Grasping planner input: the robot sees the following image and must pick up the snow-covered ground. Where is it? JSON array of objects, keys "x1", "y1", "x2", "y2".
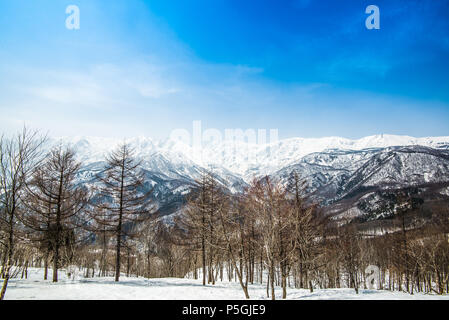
[{"x1": 3, "y1": 268, "x2": 448, "y2": 300}]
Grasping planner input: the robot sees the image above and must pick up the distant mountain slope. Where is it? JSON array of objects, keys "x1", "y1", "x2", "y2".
[
  {"x1": 272, "y1": 145, "x2": 449, "y2": 224},
  {"x1": 46, "y1": 135, "x2": 449, "y2": 222},
  {"x1": 51, "y1": 134, "x2": 449, "y2": 179}
]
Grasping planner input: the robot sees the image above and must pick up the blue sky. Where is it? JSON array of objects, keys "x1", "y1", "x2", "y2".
[{"x1": 0, "y1": 0, "x2": 448, "y2": 139}]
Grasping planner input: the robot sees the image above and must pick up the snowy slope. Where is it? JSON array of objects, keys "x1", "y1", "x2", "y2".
[{"x1": 5, "y1": 268, "x2": 448, "y2": 300}]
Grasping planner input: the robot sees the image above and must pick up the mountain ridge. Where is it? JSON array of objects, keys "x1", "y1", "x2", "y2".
[
  {"x1": 45, "y1": 134, "x2": 449, "y2": 224},
  {"x1": 51, "y1": 133, "x2": 449, "y2": 181}
]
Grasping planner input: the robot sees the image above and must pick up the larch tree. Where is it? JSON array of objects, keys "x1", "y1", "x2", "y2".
[
  {"x1": 286, "y1": 170, "x2": 322, "y2": 293},
  {"x1": 215, "y1": 192, "x2": 252, "y2": 299},
  {"x1": 20, "y1": 146, "x2": 87, "y2": 283},
  {"x1": 175, "y1": 171, "x2": 222, "y2": 286},
  {"x1": 93, "y1": 143, "x2": 155, "y2": 282}
]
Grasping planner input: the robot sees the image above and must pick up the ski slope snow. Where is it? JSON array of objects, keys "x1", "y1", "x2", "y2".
[{"x1": 4, "y1": 268, "x2": 449, "y2": 300}]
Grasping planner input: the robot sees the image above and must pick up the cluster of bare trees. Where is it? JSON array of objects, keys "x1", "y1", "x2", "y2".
[
  {"x1": 1, "y1": 128, "x2": 448, "y2": 300},
  {"x1": 172, "y1": 172, "x2": 325, "y2": 299},
  {"x1": 0, "y1": 128, "x2": 46, "y2": 299},
  {"x1": 169, "y1": 172, "x2": 449, "y2": 299},
  {"x1": 0, "y1": 128, "x2": 155, "y2": 299}
]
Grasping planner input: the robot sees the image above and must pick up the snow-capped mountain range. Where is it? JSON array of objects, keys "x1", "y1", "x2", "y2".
[
  {"x1": 48, "y1": 134, "x2": 449, "y2": 222},
  {"x1": 52, "y1": 134, "x2": 449, "y2": 180}
]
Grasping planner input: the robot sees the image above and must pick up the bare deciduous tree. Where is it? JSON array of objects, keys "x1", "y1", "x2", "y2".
[
  {"x1": 20, "y1": 146, "x2": 87, "y2": 282},
  {"x1": 0, "y1": 127, "x2": 45, "y2": 299},
  {"x1": 93, "y1": 143, "x2": 155, "y2": 282}
]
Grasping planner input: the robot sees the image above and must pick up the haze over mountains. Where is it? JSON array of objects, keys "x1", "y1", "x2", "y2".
[{"x1": 50, "y1": 134, "x2": 449, "y2": 225}]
